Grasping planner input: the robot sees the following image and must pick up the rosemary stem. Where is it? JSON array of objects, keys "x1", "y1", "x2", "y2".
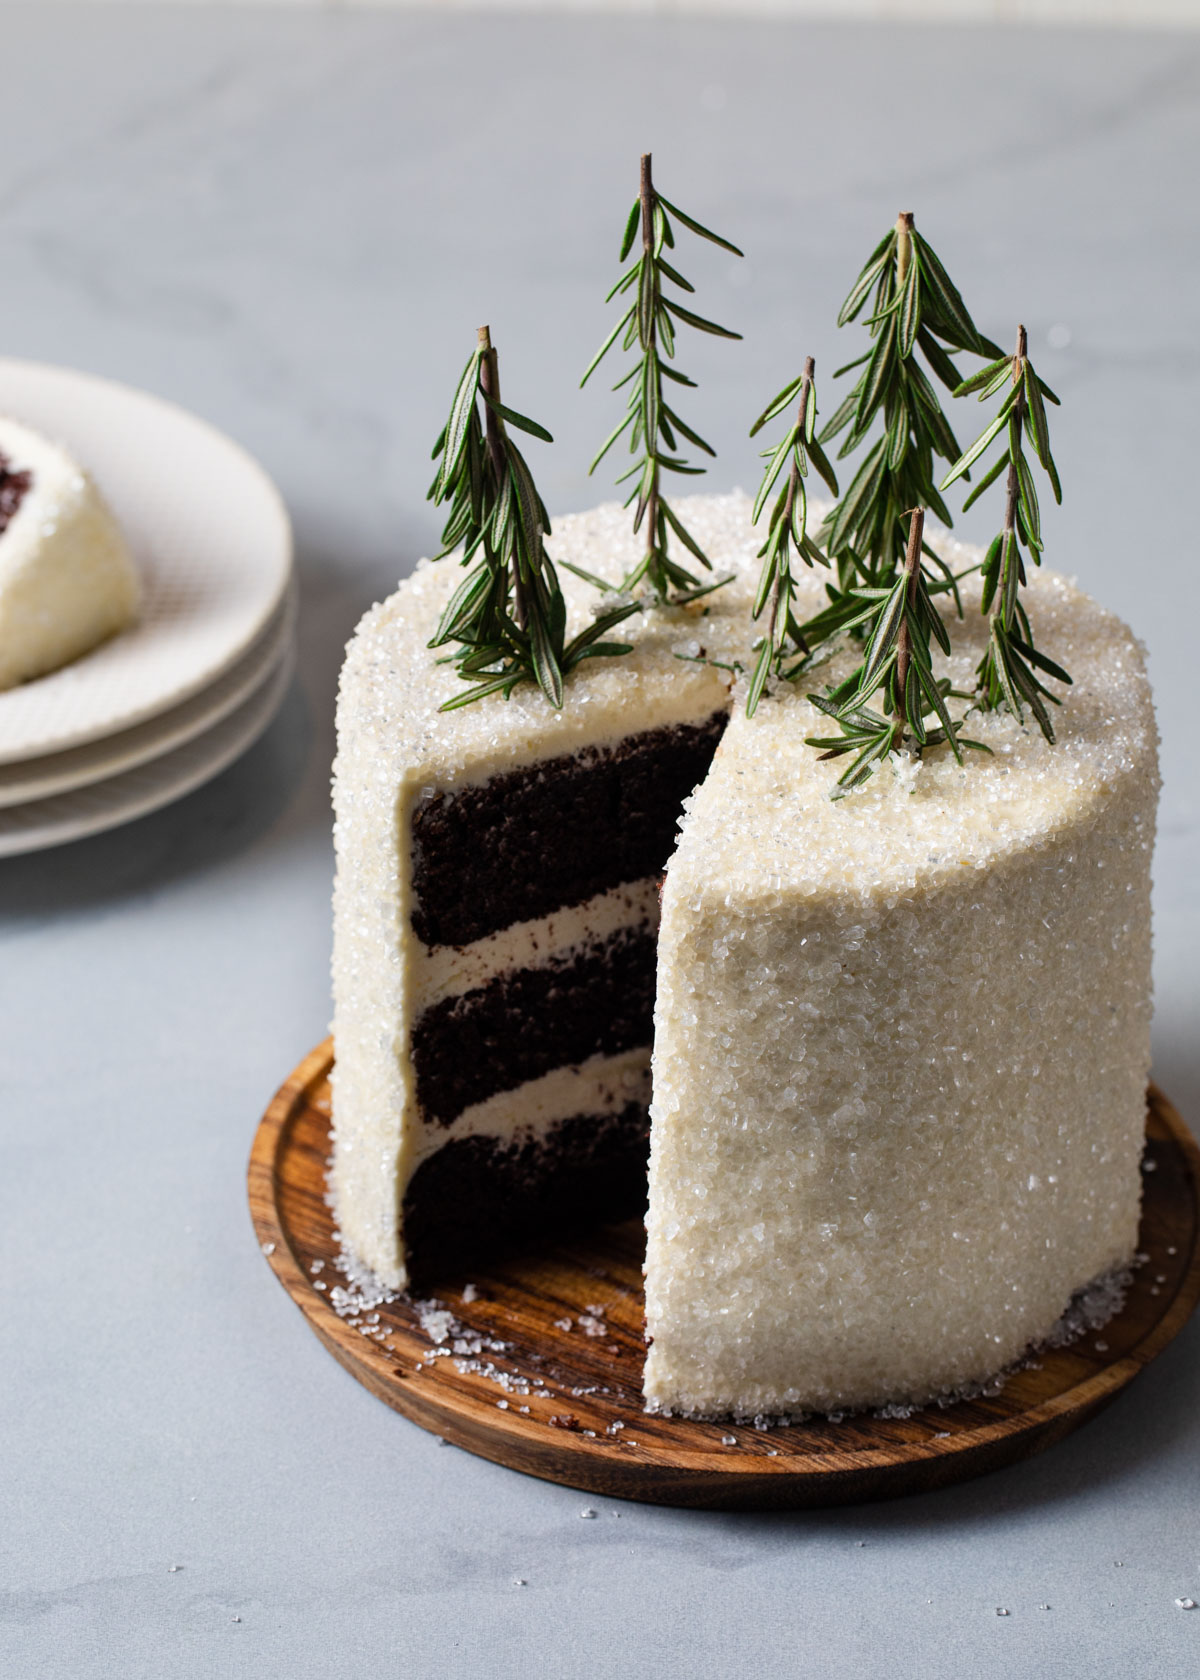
[
  {"x1": 639, "y1": 153, "x2": 660, "y2": 574},
  {"x1": 895, "y1": 505, "x2": 924, "y2": 735},
  {"x1": 780, "y1": 360, "x2": 815, "y2": 544},
  {"x1": 478, "y1": 324, "x2": 526, "y2": 630},
  {"x1": 999, "y1": 323, "x2": 1027, "y2": 631},
  {"x1": 895, "y1": 211, "x2": 914, "y2": 285}
]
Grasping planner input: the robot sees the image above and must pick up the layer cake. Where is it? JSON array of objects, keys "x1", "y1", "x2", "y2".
[{"x1": 331, "y1": 491, "x2": 1157, "y2": 1414}]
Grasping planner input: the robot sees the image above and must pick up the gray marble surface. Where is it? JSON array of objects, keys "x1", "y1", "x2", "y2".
[{"x1": 2, "y1": 8, "x2": 1199, "y2": 1677}]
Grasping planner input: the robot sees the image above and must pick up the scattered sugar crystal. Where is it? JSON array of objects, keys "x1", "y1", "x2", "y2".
[
  {"x1": 416, "y1": 1303, "x2": 459, "y2": 1344},
  {"x1": 1176, "y1": 1598, "x2": 1197, "y2": 1610},
  {"x1": 580, "y1": 1508, "x2": 597, "y2": 1519},
  {"x1": 462, "y1": 1284, "x2": 478, "y2": 1303},
  {"x1": 260, "y1": 1243, "x2": 275, "y2": 1256}
]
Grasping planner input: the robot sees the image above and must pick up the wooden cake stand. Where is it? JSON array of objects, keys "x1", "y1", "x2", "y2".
[{"x1": 249, "y1": 1040, "x2": 1200, "y2": 1509}]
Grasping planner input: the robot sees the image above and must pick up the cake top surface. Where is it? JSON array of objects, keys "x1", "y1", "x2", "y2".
[
  {"x1": 670, "y1": 529, "x2": 1156, "y2": 908},
  {"x1": 335, "y1": 493, "x2": 765, "y2": 791},
  {"x1": 336, "y1": 492, "x2": 1156, "y2": 870}
]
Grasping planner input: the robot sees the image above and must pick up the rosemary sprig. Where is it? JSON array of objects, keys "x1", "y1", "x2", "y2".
[
  {"x1": 582, "y1": 152, "x2": 743, "y2": 600},
  {"x1": 941, "y1": 324, "x2": 1071, "y2": 741},
  {"x1": 805, "y1": 508, "x2": 985, "y2": 795},
  {"x1": 428, "y1": 325, "x2": 640, "y2": 712},
  {"x1": 802, "y1": 212, "x2": 1001, "y2": 643},
  {"x1": 745, "y1": 356, "x2": 838, "y2": 715}
]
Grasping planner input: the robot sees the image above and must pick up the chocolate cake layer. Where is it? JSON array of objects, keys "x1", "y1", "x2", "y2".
[
  {"x1": 402, "y1": 1102, "x2": 650, "y2": 1285},
  {"x1": 410, "y1": 710, "x2": 728, "y2": 948},
  {"x1": 412, "y1": 926, "x2": 656, "y2": 1125}
]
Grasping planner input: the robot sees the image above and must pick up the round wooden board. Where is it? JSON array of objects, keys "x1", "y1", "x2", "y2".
[{"x1": 249, "y1": 1040, "x2": 1200, "y2": 1510}]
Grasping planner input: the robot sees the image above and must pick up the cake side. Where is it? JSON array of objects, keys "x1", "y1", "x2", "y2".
[
  {"x1": 0, "y1": 416, "x2": 139, "y2": 690},
  {"x1": 331, "y1": 493, "x2": 770, "y2": 1287},
  {"x1": 644, "y1": 559, "x2": 1158, "y2": 1416}
]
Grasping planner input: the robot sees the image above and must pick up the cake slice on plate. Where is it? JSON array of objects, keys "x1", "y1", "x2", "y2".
[{"x1": 0, "y1": 415, "x2": 139, "y2": 691}]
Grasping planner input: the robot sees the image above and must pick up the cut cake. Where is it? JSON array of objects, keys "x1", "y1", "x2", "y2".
[{"x1": 330, "y1": 491, "x2": 1157, "y2": 1415}]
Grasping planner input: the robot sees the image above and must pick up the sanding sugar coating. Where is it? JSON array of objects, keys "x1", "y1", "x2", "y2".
[{"x1": 644, "y1": 550, "x2": 1158, "y2": 1417}]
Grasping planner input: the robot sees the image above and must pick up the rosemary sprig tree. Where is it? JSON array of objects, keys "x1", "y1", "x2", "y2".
[
  {"x1": 745, "y1": 356, "x2": 839, "y2": 715},
  {"x1": 941, "y1": 324, "x2": 1072, "y2": 740},
  {"x1": 582, "y1": 152, "x2": 743, "y2": 600},
  {"x1": 428, "y1": 325, "x2": 640, "y2": 712},
  {"x1": 801, "y1": 212, "x2": 1001, "y2": 649},
  {"x1": 805, "y1": 508, "x2": 982, "y2": 794}
]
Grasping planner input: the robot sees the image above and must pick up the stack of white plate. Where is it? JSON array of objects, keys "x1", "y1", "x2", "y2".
[{"x1": 0, "y1": 361, "x2": 294, "y2": 858}]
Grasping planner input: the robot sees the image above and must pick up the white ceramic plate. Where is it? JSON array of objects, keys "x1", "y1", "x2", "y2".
[
  {"x1": 0, "y1": 646, "x2": 294, "y2": 858},
  {"x1": 0, "y1": 359, "x2": 292, "y2": 765},
  {"x1": 0, "y1": 584, "x2": 296, "y2": 809}
]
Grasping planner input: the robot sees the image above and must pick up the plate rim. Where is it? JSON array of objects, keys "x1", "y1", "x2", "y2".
[
  {"x1": 0, "y1": 644, "x2": 294, "y2": 858},
  {"x1": 0, "y1": 356, "x2": 293, "y2": 764},
  {"x1": 0, "y1": 584, "x2": 296, "y2": 809}
]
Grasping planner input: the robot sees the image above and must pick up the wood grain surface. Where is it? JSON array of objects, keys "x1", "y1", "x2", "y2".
[{"x1": 248, "y1": 1039, "x2": 1200, "y2": 1509}]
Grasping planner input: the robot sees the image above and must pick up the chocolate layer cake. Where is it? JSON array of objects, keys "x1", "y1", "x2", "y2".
[{"x1": 332, "y1": 492, "x2": 1157, "y2": 1415}]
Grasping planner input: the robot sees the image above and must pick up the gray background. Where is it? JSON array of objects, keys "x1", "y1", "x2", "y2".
[{"x1": 2, "y1": 7, "x2": 1198, "y2": 1677}]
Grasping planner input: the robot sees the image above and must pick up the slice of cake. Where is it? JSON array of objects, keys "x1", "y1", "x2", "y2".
[
  {"x1": 331, "y1": 491, "x2": 1157, "y2": 1415},
  {"x1": 0, "y1": 416, "x2": 139, "y2": 691}
]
